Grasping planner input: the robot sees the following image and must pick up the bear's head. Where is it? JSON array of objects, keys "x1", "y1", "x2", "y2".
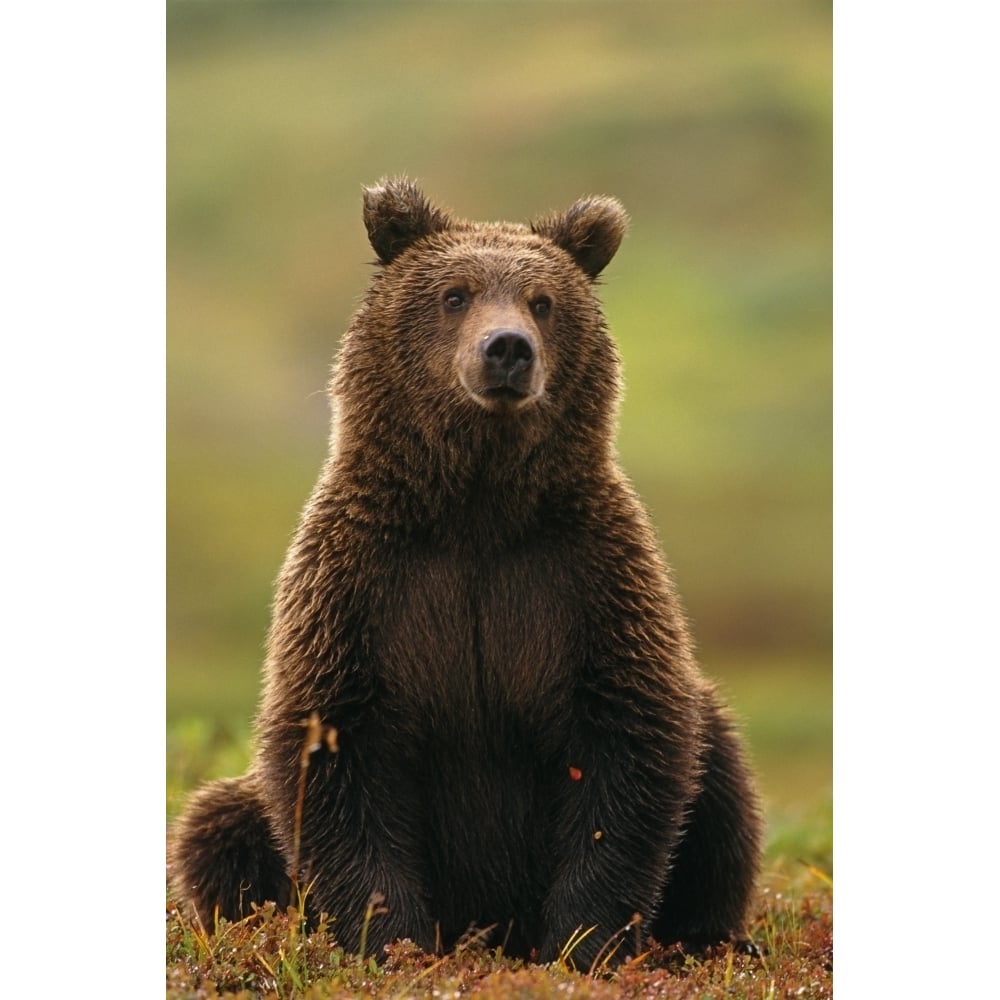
[{"x1": 332, "y1": 178, "x2": 629, "y2": 488}]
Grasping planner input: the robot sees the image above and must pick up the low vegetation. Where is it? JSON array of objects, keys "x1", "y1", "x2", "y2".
[{"x1": 166, "y1": 813, "x2": 831, "y2": 999}]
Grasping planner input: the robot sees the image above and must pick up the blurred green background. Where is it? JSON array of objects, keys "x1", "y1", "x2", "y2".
[{"x1": 167, "y1": 1, "x2": 831, "y2": 848}]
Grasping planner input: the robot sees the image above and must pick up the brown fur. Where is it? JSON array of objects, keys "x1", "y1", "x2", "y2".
[{"x1": 169, "y1": 178, "x2": 763, "y2": 966}]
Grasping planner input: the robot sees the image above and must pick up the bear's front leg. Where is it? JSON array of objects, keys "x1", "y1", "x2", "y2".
[
  {"x1": 539, "y1": 711, "x2": 703, "y2": 970},
  {"x1": 260, "y1": 717, "x2": 438, "y2": 958}
]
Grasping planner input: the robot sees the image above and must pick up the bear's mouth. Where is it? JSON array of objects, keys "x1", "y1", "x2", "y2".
[
  {"x1": 483, "y1": 386, "x2": 529, "y2": 403},
  {"x1": 457, "y1": 364, "x2": 545, "y2": 412}
]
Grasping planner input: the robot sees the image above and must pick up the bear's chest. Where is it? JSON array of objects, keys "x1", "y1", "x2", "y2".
[{"x1": 372, "y1": 543, "x2": 580, "y2": 749}]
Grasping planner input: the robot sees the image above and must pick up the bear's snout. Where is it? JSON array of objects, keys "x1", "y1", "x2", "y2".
[
  {"x1": 481, "y1": 328, "x2": 536, "y2": 393},
  {"x1": 457, "y1": 324, "x2": 545, "y2": 410}
]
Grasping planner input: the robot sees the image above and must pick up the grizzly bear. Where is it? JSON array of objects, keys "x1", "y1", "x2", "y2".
[{"x1": 169, "y1": 177, "x2": 763, "y2": 968}]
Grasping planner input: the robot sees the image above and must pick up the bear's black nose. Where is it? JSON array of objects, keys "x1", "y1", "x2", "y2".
[{"x1": 481, "y1": 329, "x2": 535, "y2": 385}]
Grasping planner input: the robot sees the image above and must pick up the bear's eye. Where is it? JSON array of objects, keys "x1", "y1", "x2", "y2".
[
  {"x1": 530, "y1": 296, "x2": 552, "y2": 319},
  {"x1": 443, "y1": 289, "x2": 468, "y2": 312}
]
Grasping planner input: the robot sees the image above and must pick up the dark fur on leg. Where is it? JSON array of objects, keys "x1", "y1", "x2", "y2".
[
  {"x1": 169, "y1": 773, "x2": 291, "y2": 929},
  {"x1": 651, "y1": 691, "x2": 763, "y2": 951}
]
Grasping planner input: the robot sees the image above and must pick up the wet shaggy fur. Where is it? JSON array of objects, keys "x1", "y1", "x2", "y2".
[{"x1": 169, "y1": 178, "x2": 763, "y2": 967}]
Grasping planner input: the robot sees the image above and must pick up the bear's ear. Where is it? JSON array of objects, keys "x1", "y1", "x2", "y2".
[
  {"x1": 531, "y1": 196, "x2": 628, "y2": 279},
  {"x1": 363, "y1": 178, "x2": 452, "y2": 264}
]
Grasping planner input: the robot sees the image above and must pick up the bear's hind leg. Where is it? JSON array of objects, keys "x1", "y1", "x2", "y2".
[
  {"x1": 650, "y1": 695, "x2": 763, "y2": 951},
  {"x1": 169, "y1": 773, "x2": 291, "y2": 930}
]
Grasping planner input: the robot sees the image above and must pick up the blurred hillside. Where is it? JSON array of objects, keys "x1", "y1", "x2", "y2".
[{"x1": 167, "y1": 1, "x2": 831, "y2": 819}]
